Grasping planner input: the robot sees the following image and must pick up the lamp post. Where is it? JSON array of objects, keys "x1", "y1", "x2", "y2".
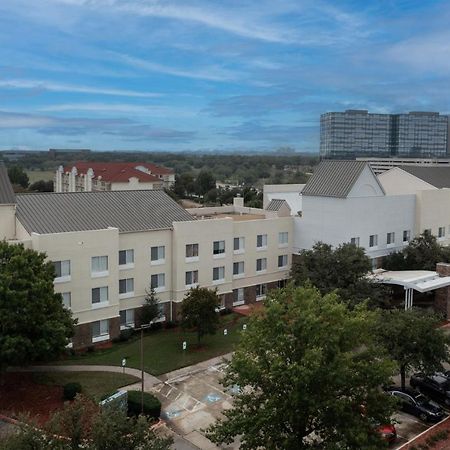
[{"x1": 135, "y1": 323, "x2": 151, "y2": 414}]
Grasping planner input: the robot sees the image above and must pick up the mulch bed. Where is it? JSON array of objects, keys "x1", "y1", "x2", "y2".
[
  {"x1": 402, "y1": 417, "x2": 450, "y2": 449},
  {"x1": 0, "y1": 372, "x2": 64, "y2": 425}
]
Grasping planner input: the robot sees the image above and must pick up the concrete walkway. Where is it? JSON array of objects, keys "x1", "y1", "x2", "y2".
[{"x1": 10, "y1": 364, "x2": 161, "y2": 390}]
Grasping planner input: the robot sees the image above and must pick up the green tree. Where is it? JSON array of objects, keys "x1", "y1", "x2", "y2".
[
  {"x1": 29, "y1": 179, "x2": 54, "y2": 192},
  {"x1": 207, "y1": 285, "x2": 396, "y2": 449},
  {"x1": 375, "y1": 308, "x2": 450, "y2": 390},
  {"x1": 292, "y1": 242, "x2": 388, "y2": 308},
  {"x1": 140, "y1": 288, "x2": 161, "y2": 325},
  {"x1": 384, "y1": 231, "x2": 450, "y2": 271},
  {"x1": 0, "y1": 242, "x2": 75, "y2": 371},
  {"x1": 7, "y1": 165, "x2": 29, "y2": 188},
  {"x1": 180, "y1": 287, "x2": 220, "y2": 345},
  {"x1": 195, "y1": 170, "x2": 216, "y2": 196}
]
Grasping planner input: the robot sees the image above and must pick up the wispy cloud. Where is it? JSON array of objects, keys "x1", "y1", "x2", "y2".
[{"x1": 0, "y1": 79, "x2": 161, "y2": 98}]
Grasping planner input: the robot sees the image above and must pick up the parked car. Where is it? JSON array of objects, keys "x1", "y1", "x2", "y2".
[
  {"x1": 386, "y1": 387, "x2": 445, "y2": 422},
  {"x1": 375, "y1": 423, "x2": 397, "y2": 445},
  {"x1": 410, "y1": 372, "x2": 450, "y2": 406}
]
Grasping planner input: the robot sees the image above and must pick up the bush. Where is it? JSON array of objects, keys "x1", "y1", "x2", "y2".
[
  {"x1": 119, "y1": 328, "x2": 134, "y2": 342},
  {"x1": 63, "y1": 382, "x2": 82, "y2": 401},
  {"x1": 164, "y1": 320, "x2": 179, "y2": 329},
  {"x1": 219, "y1": 307, "x2": 233, "y2": 316},
  {"x1": 150, "y1": 321, "x2": 163, "y2": 331},
  {"x1": 127, "y1": 390, "x2": 161, "y2": 419},
  {"x1": 86, "y1": 345, "x2": 96, "y2": 353}
]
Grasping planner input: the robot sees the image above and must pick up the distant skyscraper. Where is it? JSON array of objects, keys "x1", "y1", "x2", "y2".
[{"x1": 320, "y1": 110, "x2": 450, "y2": 159}]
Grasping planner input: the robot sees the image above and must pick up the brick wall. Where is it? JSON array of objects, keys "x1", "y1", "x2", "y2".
[{"x1": 435, "y1": 263, "x2": 450, "y2": 318}]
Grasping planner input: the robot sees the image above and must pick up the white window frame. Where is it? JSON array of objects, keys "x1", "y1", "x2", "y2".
[
  {"x1": 278, "y1": 232, "x2": 288, "y2": 248},
  {"x1": 439, "y1": 226, "x2": 446, "y2": 240},
  {"x1": 92, "y1": 319, "x2": 110, "y2": 343},
  {"x1": 369, "y1": 234, "x2": 378, "y2": 249},
  {"x1": 91, "y1": 256, "x2": 108, "y2": 278},
  {"x1": 185, "y1": 270, "x2": 199, "y2": 288},
  {"x1": 256, "y1": 283, "x2": 267, "y2": 301},
  {"x1": 150, "y1": 246, "x2": 165, "y2": 265},
  {"x1": 233, "y1": 261, "x2": 245, "y2": 278},
  {"x1": 233, "y1": 288, "x2": 245, "y2": 306},
  {"x1": 278, "y1": 254, "x2": 288, "y2": 268},
  {"x1": 120, "y1": 309, "x2": 135, "y2": 330},
  {"x1": 185, "y1": 243, "x2": 199, "y2": 262},
  {"x1": 54, "y1": 260, "x2": 71, "y2": 283},
  {"x1": 61, "y1": 292, "x2": 71, "y2": 309},
  {"x1": 403, "y1": 230, "x2": 411, "y2": 243},
  {"x1": 387, "y1": 232, "x2": 395, "y2": 247},
  {"x1": 92, "y1": 286, "x2": 109, "y2": 308},
  {"x1": 119, "y1": 278, "x2": 134, "y2": 299},
  {"x1": 119, "y1": 249, "x2": 134, "y2": 269},
  {"x1": 213, "y1": 240, "x2": 226, "y2": 258},
  {"x1": 233, "y1": 237, "x2": 245, "y2": 254},
  {"x1": 256, "y1": 257, "x2": 267, "y2": 273},
  {"x1": 256, "y1": 234, "x2": 268, "y2": 250},
  {"x1": 151, "y1": 273, "x2": 166, "y2": 292},
  {"x1": 212, "y1": 266, "x2": 225, "y2": 284},
  {"x1": 350, "y1": 237, "x2": 360, "y2": 247}
]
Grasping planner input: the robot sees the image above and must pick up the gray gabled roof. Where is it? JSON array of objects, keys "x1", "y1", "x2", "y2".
[
  {"x1": 400, "y1": 166, "x2": 450, "y2": 189},
  {"x1": 302, "y1": 160, "x2": 375, "y2": 198},
  {"x1": 16, "y1": 190, "x2": 194, "y2": 234},
  {"x1": 0, "y1": 161, "x2": 16, "y2": 204},
  {"x1": 266, "y1": 199, "x2": 289, "y2": 211}
]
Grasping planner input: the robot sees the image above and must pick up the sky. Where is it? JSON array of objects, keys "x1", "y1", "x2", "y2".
[{"x1": 1, "y1": 0, "x2": 450, "y2": 152}]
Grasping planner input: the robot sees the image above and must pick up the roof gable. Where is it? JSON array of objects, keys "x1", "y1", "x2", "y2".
[{"x1": 399, "y1": 166, "x2": 450, "y2": 189}]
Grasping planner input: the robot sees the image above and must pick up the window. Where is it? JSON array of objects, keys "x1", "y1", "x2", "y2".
[
  {"x1": 92, "y1": 286, "x2": 108, "y2": 305},
  {"x1": 119, "y1": 278, "x2": 134, "y2": 295},
  {"x1": 213, "y1": 266, "x2": 225, "y2": 282},
  {"x1": 234, "y1": 237, "x2": 245, "y2": 253},
  {"x1": 387, "y1": 232, "x2": 395, "y2": 245},
  {"x1": 61, "y1": 292, "x2": 71, "y2": 308},
  {"x1": 257, "y1": 234, "x2": 267, "y2": 249},
  {"x1": 185, "y1": 270, "x2": 199, "y2": 286},
  {"x1": 92, "y1": 319, "x2": 109, "y2": 341},
  {"x1": 151, "y1": 246, "x2": 165, "y2": 263},
  {"x1": 403, "y1": 230, "x2": 411, "y2": 243},
  {"x1": 256, "y1": 258, "x2": 267, "y2": 272},
  {"x1": 278, "y1": 232, "x2": 288, "y2": 246},
  {"x1": 151, "y1": 273, "x2": 165, "y2": 290},
  {"x1": 119, "y1": 249, "x2": 134, "y2": 266},
  {"x1": 233, "y1": 261, "x2": 245, "y2": 276},
  {"x1": 91, "y1": 256, "x2": 108, "y2": 275},
  {"x1": 256, "y1": 283, "x2": 267, "y2": 299},
  {"x1": 278, "y1": 255, "x2": 288, "y2": 268},
  {"x1": 120, "y1": 309, "x2": 135, "y2": 328},
  {"x1": 369, "y1": 234, "x2": 378, "y2": 248},
  {"x1": 54, "y1": 260, "x2": 70, "y2": 279},
  {"x1": 277, "y1": 279, "x2": 288, "y2": 289},
  {"x1": 439, "y1": 227, "x2": 446, "y2": 239},
  {"x1": 233, "y1": 288, "x2": 245, "y2": 306},
  {"x1": 186, "y1": 243, "x2": 199, "y2": 258},
  {"x1": 350, "y1": 237, "x2": 360, "y2": 247},
  {"x1": 213, "y1": 240, "x2": 225, "y2": 255}
]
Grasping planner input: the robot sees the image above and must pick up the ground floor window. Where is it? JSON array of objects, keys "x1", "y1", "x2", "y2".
[
  {"x1": 256, "y1": 283, "x2": 267, "y2": 300},
  {"x1": 233, "y1": 288, "x2": 245, "y2": 306},
  {"x1": 120, "y1": 309, "x2": 135, "y2": 328},
  {"x1": 92, "y1": 319, "x2": 109, "y2": 342}
]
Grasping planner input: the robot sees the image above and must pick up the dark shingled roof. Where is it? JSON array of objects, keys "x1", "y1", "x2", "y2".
[
  {"x1": 266, "y1": 199, "x2": 289, "y2": 211},
  {"x1": 400, "y1": 166, "x2": 450, "y2": 189},
  {"x1": 0, "y1": 161, "x2": 16, "y2": 204},
  {"x1": 16, "y1": 190, "x2": 194, "y2": 234},
  {"x1": 302, "y1": 160, "x2": 380, "y2": 198}
]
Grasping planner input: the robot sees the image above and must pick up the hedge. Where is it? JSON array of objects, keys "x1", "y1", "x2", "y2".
[{"x1": 127, "y1": 390, "x2": 161, "y2": 419}]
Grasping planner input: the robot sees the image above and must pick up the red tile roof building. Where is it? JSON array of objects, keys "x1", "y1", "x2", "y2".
[{"x1": 55, "y1": 162, "x2": 175, "y2": 192}]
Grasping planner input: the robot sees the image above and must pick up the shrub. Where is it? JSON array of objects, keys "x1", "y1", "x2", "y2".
[
  {"x1": 63, "y1": 382, "x2": 82, "y2": 401},
  {"x1": 119, "y1": 328, "x2": 134, "y2": 342},
  {"x1": 127, "y1": 390, "x2": 161, "y2": 419},
  {"x1": 164, "y1": 320, "x2": 179, "y2": 329},
  {"x1": 219, "y1": 307, "x2": 233, "y2": 316},
  {"x1": 150, "y1": 322, "x2": 163, "y2": 331},
  {"x1": 86, "y1": 345, "x2": 96, "y2": 353}
]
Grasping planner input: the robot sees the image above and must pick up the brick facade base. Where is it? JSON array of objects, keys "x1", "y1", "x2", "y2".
[{"x1": 435, "y1": 263, "x2": 450, "y2": 319}]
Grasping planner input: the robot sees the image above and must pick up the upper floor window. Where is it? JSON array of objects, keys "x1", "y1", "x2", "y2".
[
  {"x1": 233, "y1": 261, "x2": 245, "y2": 276},
  {"x1": 234, "y1": 237, "x2": 245, "y2": 253},
  {"x1": 54, "y1": 260, "x2": 71, "y2": 280},
  {"x1": 151, "y1": 273, "x2": 165, "y2": 291},
  {"x1": 403, "y1": 230, "x2": 411, "y2": 243},
  {"x1": 387, "y1": 232, "x2": 395, "y2": 246},
  {"x1": 256, "y1": 258, "x2": 267, "y2": 272},
  {"x1": 185, "y1": 270, "x2": 199, "y2": 286},
  {"x1": 91, "y1": 256, "x2": 108, "y2": 275},
  {"x1": 119, "y1": 278, "x2": 134, "y2": 295},
  {"x1": 278, "y1": 255, "x2": 288, "y2": 268},
  {"x1": 369, "y1": 234, "x2": 378, "y2": 248},
  {"x1": 278, "y1": 232, "x2": 288, "y2": 246},
  {"x1": 439, "y1": 227, "x2": 446, "y2": 239},
  {"x1": 350, "y1": 237, "x2": 360, "y2": 247},
  {"x1": 151, "y1": 246, "x2": 165, "y2": 264},
  {"x1": 61, "y1": 292, "x2": 71, "y2": 308},
  {"x1": 119, "y1": 249, "x2": 134, "y2": 266},
  {"x1": 186, "y1": 243, "x2": 199, "y2": 258},
  {"x1": 213, "y1": 266, "x2": 225, "y2": 282},
  {"x1": 92, "y1": 286, "x2": 108, "y2": 305},
  {"x1": 257, "y1": 234, "x2": 268, "y2": 249},
  {"x1": 213, "y1": 240, "x2": 225, "y2": 255}
]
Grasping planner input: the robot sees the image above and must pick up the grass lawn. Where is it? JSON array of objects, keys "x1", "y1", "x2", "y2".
[
  {"x1": 60, "y1": 314, "x2": 247, "y2": 376},
  {"x1": 33, "y1": 371, "x2": 139, "y2": 401},
  {"x1": 26, "y1": 170, "x2": 55, "y2": 183}
]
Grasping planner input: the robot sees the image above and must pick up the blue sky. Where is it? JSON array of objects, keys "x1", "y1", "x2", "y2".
[{"x1": 0, "y1": 0, "x2": 449, "y2": 152}]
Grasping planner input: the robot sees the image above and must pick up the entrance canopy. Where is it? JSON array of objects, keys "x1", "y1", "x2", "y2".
[{"x1": 369, "y1": 270, "x2": 450, "y2": 310}]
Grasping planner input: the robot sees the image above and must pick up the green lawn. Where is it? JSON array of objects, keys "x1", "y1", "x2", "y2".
[
  {"x1": 33, "y1": 371, "x2": 139, "y2": 401},
  {"x1": 26, "y1": 170, "x2": 55, "y2": 183},
  {"x1": 61, "y1": 314, "x2": 247, "y2": 376}
]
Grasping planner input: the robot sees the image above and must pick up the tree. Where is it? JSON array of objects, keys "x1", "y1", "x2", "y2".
[
  {"x1": 0, "y1": 242, "x2": 75, "y2": 371},
  {"x1": 384, "y1": 231, "x2": 450, "y2": 271},
  {"x1": 29, "y1": 179, "x2": 54, "y2": 192},
  {"x1": 195, "y1": 170, "x2": 216, "y2": 196},
  {"x1": 375, "y1": 308, "x2": 450, "y2": 390},
  {"x1": 140, "y1": 288, "x2": 161, "y2": 325},
  {"x1": 180, "y1": 287, "x2": 220, "y2": 345},
  {"x1": 207, "y1": 285, "x2": 396, "y2": 449},
  {"x1": 7, "y1": 165, "x2": 29, "y2": 188},
  {"x1": 292, "y1": 242, "x2": 388, "y2": 308}
]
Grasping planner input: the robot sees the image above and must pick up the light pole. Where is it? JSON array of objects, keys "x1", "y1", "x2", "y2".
[{"x1": 135, "y1": 323, "x2": 151, "y2": 414}]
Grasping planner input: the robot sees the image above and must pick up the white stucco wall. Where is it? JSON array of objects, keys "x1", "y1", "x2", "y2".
[{"x1": 378, "y1": 168, "x2": 436, "y2": 195}]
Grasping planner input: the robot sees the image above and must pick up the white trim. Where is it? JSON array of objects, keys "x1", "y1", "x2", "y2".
[
  {"x1": 256, "y1": 246, "x2": 267, "y2": 252},
  {"x1": 185, "y1": 283, "x2": 199, "y2": 289},
  {"x1": 119, "y1": 292, "x2": 134, "y2": 299},
  {"x1": 233, "y1": 249, "x2": 245, "y2": 255},
  {"x1": 233, "y1": 273, "x2": 245, "y2": 279},
  {"x1": 119, "y1": 263, "x2": 134, "y2": 271},
  {"x1": 92, "y1": 301, "x2": 110, "y2": 309},
  {"x1": 278, "y1": 243, "x2": 289, "y2": 249},
  {"x1": 212, "y1": 278, "x2": 225, "y2": 285},
  {"x1": 91, "y1": 270, "x2": 109, "y2": 278},
  {"x1": 232, "y1": 300, "x2": 245, "y2": 306},
  {"x1": 256, "y1": 269, "x2": 267, "y2": 274},
  {"x1": 154, "y1": 286, "x2": 166, "y2": 293},
  {"x1": 92, "y1": 334, "x2": 110, "y2": 343},
  {"x1": 54, "y1": 275, "x2": 71, "y2": 284},
  {"x1": 185, "y1": 256, "x2": 199, "y2": 263},
  {"x1": 213, "y1": 253, "x2": 226, "y2": 260},
  {"x1": 120, "y1": 323, "x2": 135, "y2": 330},
  {"x1": 150, "y1": 259, "x2": 165, "y2": 266},
  {"x1": 256, "y1": 295, "x2": 266, "y2": 302},
  {"x1": 386, "y1": 243, "x2": 396, "y2": 248}
]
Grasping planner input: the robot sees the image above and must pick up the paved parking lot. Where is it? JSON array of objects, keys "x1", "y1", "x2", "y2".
[{"x1": 391, "y1": 412, "x2": 430, "y2": 449}]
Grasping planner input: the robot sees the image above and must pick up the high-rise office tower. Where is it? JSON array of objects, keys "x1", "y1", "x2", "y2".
[{"x1": 320, "y1": 110, "x2": 449, "y2": 159}]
